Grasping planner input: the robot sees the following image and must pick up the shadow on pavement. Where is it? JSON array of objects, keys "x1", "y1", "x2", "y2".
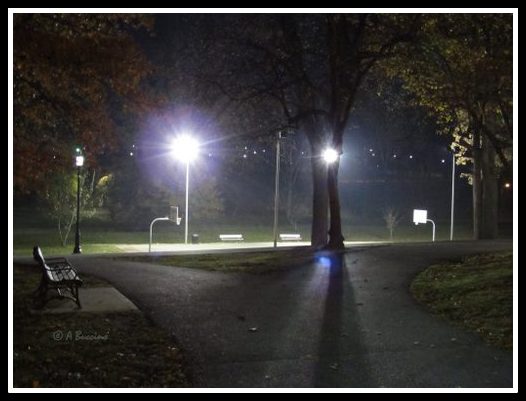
[{"x1": 313, "y1": 251, "x2": 375, "y2": 387}]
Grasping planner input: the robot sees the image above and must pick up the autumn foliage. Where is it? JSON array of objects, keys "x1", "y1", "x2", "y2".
[{"x1": 14, "y1": 14, "x2": 153, "y2": 192}]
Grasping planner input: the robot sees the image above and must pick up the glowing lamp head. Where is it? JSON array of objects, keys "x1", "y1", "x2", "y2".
[
  {"x1": 171, "y1": 135, "x2": 199, "y2": 163},
  {"x1": 322, "y1": 148, "x2": 339, "y2": 164},
  {"x1": 75, "y1": 155, "x2": 84, "y2": 167}
]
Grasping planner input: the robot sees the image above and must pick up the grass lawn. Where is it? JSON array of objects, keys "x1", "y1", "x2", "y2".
[
  {"x1": 13, "y1": 222, "x2": 475, "y2": 257},
  {"x1": 410, "y1": 251, "x2": 513, "y2": 349},
  {"x1": 13, "y1": 264, "x2": 190, "y2": 388},
  {"x1": 120, "y1": 248, "x2": 316, "y2": 274}
]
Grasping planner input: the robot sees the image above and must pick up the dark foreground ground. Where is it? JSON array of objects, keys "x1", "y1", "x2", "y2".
[{"x1": 15, "y1": 240, "x2": 513, "y2": 388}]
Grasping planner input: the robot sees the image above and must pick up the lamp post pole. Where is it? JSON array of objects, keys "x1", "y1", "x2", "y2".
[
  {"x1": 273, "y1": 131, "x2": 282, "y2": 248},
  {"x1": 73, "y1": 156, "x2": 83, "y2": 254},
  {"x1": 185, "y1": 160, "x2": 190, "y2": 245},
  {"x1": 170, "y1": 135, "x2": 198, "y2": 245},
  {"x1": 450, "y1": 152, "x2": 456, "y2": 241}
]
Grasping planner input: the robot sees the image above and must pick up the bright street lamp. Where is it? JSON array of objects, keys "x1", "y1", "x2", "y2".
[
  {"x1": 73, "y1": 153, "x2": 84, "y2": 254},
  {"x1": 322, "y1": 147, "x2": 339, "y2": 164},
  {"x1": 171, "y1": 135, "x2": 199, "y2": 244}
]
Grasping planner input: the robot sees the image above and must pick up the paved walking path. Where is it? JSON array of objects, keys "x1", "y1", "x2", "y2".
[{"x1": 20, "y1": 240, "x2": 513, "y2": 388}]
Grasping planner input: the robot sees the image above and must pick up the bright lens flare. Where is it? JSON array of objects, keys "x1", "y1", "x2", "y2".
[
  {"x1": 171, "y1": 135, "x2": 199, "y2": 163},
  {"x1": 322, "y1": 148, "x2": 339, "y2": 164}
]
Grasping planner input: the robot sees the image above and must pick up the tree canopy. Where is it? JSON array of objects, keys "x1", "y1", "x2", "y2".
[{"x1": 14, "y1": 14, "x2": 154, "y2": 192}]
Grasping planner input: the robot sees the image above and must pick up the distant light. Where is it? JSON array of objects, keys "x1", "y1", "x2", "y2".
[
  {"x1": 409, "y1": 155, "x2": 414, "y2": 159},
  {"x1": 369, "y1": 148, "x2": 373, "y2": 152},
  {"x1": 75, "y1": 147, "x2": 81, "y2": 154},
  {"x1": 393, "y1": 154, "x2": 397, "y2": 158},
  {"x1": 504, "y1": 182, "x2": 511, "y2": 189},
  {"x1": 208, "y1": 153, "x2": 212, "y2": 157},
  {"x1": 243, "y1": 154, "x2": 247, "y2": 159},
  {"x1": 129, "y1": 152, "x2": 134, "y2": 156},
  {"x1": 253, "y1": 150, "x2": 257, "y2": 154},
  {"x1": 75, "y1": 155, "x2": 84, "y2": 167},
  {"x1": 262, "y1": 149, "x2": 266, "y2": 153},
  {"x1": 322, "y1": 148, "x2": 339, "y2": 164},
  {"x1": 132, "y1": 144, "x2": 136, "y2": 148},
  {"x1": 441, "y1": 159, "x2": 445, "y2": 163},
  {"x1": 244, "y1": 146, "x2": 248, "y2": 150},
  {"x1": 170, "y1": 135, "x2": 199, "y2": 163},
  {"x1": 301, "y1": 151, "x2": 305, "y2": 155},
  {"x1": 371, "y1": 153, "x2": 375, "y2": 157}
]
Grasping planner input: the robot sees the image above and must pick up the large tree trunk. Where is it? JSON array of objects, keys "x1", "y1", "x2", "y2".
[
  {"x1": 326, "y1": 159, "x2": 345, "y2": 249},
  {"x1": 472, "y1": 131, "x2": 483, "y2": 240},
  {"x1": 480, "y1": 139, "x2": 499, "y2": 239},
  {"x1": 307, "y1": 136, "x2": 329, "y2": 249}
]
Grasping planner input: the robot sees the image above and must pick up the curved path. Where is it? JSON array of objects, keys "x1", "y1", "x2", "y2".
[{"x1": 65, "y1": 240, "x2": 513, "y2": 388}]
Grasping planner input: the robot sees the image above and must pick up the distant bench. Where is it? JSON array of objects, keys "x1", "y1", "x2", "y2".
[
  {"x1": 279, "y1": 233, "x2": 302, "y2": 241},
  {"x1": 33, "y1": 246, "x2": 83, "y2": 308},
  {"x1": 219, "y1": 234, "x2": 244, "y2": 241}
]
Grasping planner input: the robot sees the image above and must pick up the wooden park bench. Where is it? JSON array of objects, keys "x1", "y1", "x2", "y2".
[
  {"x1": 279, "y1": 233, "x2": 302, "y2": 241},
  {"x1": 219, "y1": 234, "x2": 244, "y2": 241},
  {"x1": 33, "y1": 246, "x2": 83, "y2": 308}
]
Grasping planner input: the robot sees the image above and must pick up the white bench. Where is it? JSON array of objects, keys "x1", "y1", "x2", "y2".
[
  {"x1": 219, "y1": 234, "x2": 244, "y2": 241},
  {"x1": 279, "y1": 233, "x2": 302, "y2": 241}
]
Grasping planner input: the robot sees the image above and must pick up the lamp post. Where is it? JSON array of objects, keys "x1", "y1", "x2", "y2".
[
  {"x1": 450, "y1": 152, "x2": 456, "y2": 241},
  {"x1": 171, "y1": 135, "x2": 199, "y2": 244},
  {"x1": 73, "y1": 153, "x2": 84, "y2": 254},
  {"x1": 272, "y1": 131, "x2": 283, "y2": 248}
]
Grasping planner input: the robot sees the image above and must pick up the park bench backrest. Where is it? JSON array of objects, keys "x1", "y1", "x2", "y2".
[{"x1": 33, "y1": 246, "x2": 45, "y2": 266}]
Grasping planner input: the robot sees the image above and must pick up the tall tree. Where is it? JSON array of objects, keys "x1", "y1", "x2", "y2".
[
  {"x1": 13, "y1": 13, "x2": 153, "y2": 193},
  {"x1": 192, "y1": 14, "x2": 420, "y2": 248},
  {"x1": 388, "y1": 14, "x2": 513, "y2": 239}
]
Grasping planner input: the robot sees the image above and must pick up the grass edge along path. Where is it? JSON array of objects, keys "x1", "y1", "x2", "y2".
[
  {"x1": 119, "y1": 248, "x2": 316, "y2": 274},
  {"x1": 410, "y1": 251, "x2": 512, "y2": 350}
]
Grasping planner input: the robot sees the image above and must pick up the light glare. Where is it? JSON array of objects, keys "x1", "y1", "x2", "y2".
[
  {"x1": 322, "y1": 148, "x2": 339, "y2": 164},
  {"x1": 171, "y1": 135, "x2": 199, "y2": 163}
]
